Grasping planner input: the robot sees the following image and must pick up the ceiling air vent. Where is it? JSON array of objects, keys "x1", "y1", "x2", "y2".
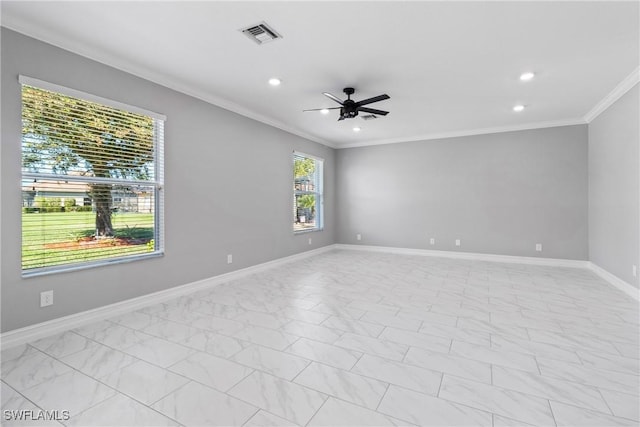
[
  {"x1": 361, "y1": 114, "x2": 378, "y2": 121},
  {"x1": 240, "y1": 22, "x2": 282, "y2": 45}
]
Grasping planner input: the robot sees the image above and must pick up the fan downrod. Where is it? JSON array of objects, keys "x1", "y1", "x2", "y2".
[{"x1": 343, "y1": 87, "x2": 355, "y2": 99}]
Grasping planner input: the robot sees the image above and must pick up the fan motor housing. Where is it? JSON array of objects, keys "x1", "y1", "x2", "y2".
[{"x1": 342, "y1": 100, "x2": 358, "y2": 118}]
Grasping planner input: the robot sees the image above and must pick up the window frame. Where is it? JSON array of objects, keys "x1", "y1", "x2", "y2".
[
  {"x1": 293, "y1": 151, "x2": 324, "y2": 233},
  {"x1": 19, "y1": 76, "x2": 165, "y2": 277}
]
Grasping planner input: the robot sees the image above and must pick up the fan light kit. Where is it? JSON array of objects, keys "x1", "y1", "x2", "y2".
[
  {"x1": 520, "y1": 72, "x2": 535, "y2": 81},
  {"x1": 513, "y1": 104, "x2": 525, "y2": 112},
  {"x1": 304, "y1": 87, "x2": 390, "y2": 121},
  {"x1": 268, "y1": 78, "x2": 281, "y2": 86}
]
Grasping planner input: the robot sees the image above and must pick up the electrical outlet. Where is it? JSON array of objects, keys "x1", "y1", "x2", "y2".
[
  {"x1": 633, "y1": 265, "x2": 637, "y2": 277},
  {"x1": 308, "y1": 237, "x2": 312, "y2": 245},
  {"x1": 429, "y1": 238, "x2": 435, "y2": 245},
  {"x1": 40, "y1": 290, "x2": 53, "y2": 307},
  {"x1": 356, "y1": 234, "x2": 362, "y2": 241},
  {"x1": 455, "y1": 239, "x2": 461, "y2": 247},
  {"x1": 227, "y1": 254, "x2": 233, "y2": 264},
  {"x1": 535, "y1": 243, "x2": 542, "y2": 252}
]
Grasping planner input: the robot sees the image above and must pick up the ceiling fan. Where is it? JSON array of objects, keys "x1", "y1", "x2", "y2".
[{"x1": 304, "y1": 87, "x2": 390, "y2": 121}]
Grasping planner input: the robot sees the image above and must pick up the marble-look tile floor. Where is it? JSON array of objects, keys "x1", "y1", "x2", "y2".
[{"x1": 2, "y1": 250, "x2": 639, "y2": 426}]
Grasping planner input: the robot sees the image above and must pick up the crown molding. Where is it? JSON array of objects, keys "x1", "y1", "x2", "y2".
[
  {"x1": 335, "y1": 118, "x2": 587, "y2": 149},
  {"x1": 1, "y1": 22, "x2": 336, "y2": 149},
  {"x1": 583, "y1": 66, "x2": 640, "y2": 123},
  {"x1": 4, "y1": 16, "x2": 634, "y2": 152}
]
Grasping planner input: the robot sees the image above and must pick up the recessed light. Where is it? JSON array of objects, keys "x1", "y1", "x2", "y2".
[
  {"x1": 353, "y1": 127, "x2": 361, "y2": 132},
  {"x1": 520, "y1": 72, "x2": 535, "y2": 81},
  {"x1": 320, "y1": 109, "x2": 330, "y2": 115},
  {"x1": 513, "y1": 104, "x2": 525, "y2": 112},
  {"x1": 268, "y1": 78, "x2": 281, "y2": 86}
]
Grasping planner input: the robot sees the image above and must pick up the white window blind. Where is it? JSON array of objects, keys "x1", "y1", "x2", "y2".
[
  {"x1": 20, "y1": 78, "x2": 164, "y2": 275},
  {"x1": 293, "y1": 152, "x2": 323, "y2": 232}
]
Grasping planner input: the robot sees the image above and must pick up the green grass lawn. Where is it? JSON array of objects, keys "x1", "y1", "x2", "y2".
[{"x1": 22, "y1": 211, "x2": 155, "y2": 270}]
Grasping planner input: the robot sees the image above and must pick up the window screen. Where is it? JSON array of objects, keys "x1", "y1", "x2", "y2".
[
  {"x1": 20, "y1": 77, "x2": 165, "y2": 275},
  {"x1": 293, "y1": 152, "x2": 323, "y2": 232}
]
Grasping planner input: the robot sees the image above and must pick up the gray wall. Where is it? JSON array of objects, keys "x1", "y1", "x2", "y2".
[
  {"x1": 1, "y1": 29, "x2": 336, "y2": 332},
  {"x1": 589, "y1": 84, "x2": 640, "y2": 288},
  {"x1": 336, "y1": 126, "x2": 589, "y2": 260},
  {"x1": 3, "y1": 27, "x2": 635, "y2": 334}
]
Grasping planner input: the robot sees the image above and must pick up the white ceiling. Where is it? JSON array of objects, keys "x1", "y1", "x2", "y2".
[{"x1": 2, "y1": 1, "x2": 638, "y2": 148}]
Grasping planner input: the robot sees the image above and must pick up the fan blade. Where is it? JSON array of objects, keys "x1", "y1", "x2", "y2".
[
  {"x1": 303, "y1": 107, "x2": 341, "y2": 112},
  {"x1": 337, "y1": 115, "x2": 345, "y2": 121},
  {"x1": 323, "y1": 92, "x2": 344, "y2": 105},
  {"x1": 357, "y1": 107, "x2": 389, "y2": 116},
  {"x1": 356, "y1": 94, "x2": 390, "y2": 106}
]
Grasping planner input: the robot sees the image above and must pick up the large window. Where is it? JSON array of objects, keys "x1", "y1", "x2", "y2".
[
  {"x1": 293, "y1": 152, "x2": 323, "y2": 232},
  {"x1": 20, "y1": 76, "x2": 165, "y2": 275}
]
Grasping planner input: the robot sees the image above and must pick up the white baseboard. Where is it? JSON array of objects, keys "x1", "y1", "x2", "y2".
[
  {"x1": 3, "y1": 244, "x2": 635, "y2": 350},
  {"x1": 334, "y1": 244, "x2": 590, "y2": 268},
  {"x1": 589, "y1": 262, "x2": 640, "y2": 301},
  {"x1": 336, "y1": 244, "x2": 639, "y2": 301},
  {"x1": 0, "y1": 245, "x2": 334, "y2": 350}
]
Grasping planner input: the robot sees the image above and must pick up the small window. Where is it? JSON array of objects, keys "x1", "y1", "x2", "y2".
[
  {"x1": 20, "y1": 76, "x2": 165, "y2": 275},
  {"x1": 293, "y1": 152, "x2": 323, "y2": 232}
]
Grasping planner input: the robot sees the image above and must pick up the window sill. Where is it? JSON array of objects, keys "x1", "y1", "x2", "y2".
[
  {"x1": 293, "y1": 228, "x2": 324, "y2": 235},
  {"x1": 22, "y1": 251, "x2": 164, "y2": 278}
]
